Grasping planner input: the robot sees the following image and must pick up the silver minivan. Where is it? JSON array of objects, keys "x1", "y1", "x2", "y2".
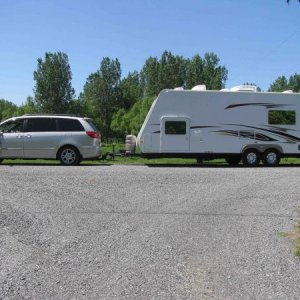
[{"x1": 0, "y1": 115, "x2": 101, "y2": 165}]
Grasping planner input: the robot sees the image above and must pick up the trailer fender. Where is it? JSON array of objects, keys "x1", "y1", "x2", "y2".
[{"x1": 241, "y1": 144, "x2": 283, "y2": 154}]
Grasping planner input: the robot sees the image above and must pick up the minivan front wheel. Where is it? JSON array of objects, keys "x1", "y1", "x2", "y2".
[{"x1": 58, "y1": 146, "x2": 81, "y2": 166}]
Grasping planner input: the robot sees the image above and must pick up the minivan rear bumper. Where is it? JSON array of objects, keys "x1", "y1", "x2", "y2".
[{"x1": 80, "y1": 145, "x2": 101, "y2": 159}]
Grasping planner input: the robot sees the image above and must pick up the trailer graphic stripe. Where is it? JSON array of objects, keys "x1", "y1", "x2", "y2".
[
  {"x1": 152, "y1": 126, "x2": 218, "y2": 134},
  {"x1": 214, "y1": 130, "x2": 277, "y2": 142},
  {"x1": 190, "y1": 126, "x2": 219, "y2": 129},
  {"x1": 225, "y1": 103, "x2": 289, "y2": 110},
  {"x1": 224, "y1": 124, "x2": 300, "y2": 143}
]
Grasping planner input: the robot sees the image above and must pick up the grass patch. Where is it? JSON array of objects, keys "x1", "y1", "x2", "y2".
[
  {"x1": 277, "y1": 232, "x2": 290, "y2": 238},
  {"x1": 296, "y1": 222, "x2": 300, "y2": 258},
  {"x1": 278, "y1": 218, "x2": 300, "y2": 258},
  {"x1": 1, "y1": 143, "x2": 300, "y2": 166}
]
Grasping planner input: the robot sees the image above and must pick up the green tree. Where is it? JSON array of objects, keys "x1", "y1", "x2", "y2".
[
  {"x1": 186, "y1": 53, "x2": 228, "y2": 90},
  {"x1": 17, "y1": 96, "x2": 37, "y2": 115},
  {"x1": 158, "y1": 51, "x2": 186, "y2": 91},
  {"x1": 67, "y1": 98, "x2": 84, "y2": 115},
  {"x1": 82, "y1": 57, "x2": 122, "y2": 137},
  {"x1": 185, "y1": 54, "x2": 204, "y2": 89},
  {"x1": 202, "y1": 52, "x2": 228, "y2": 90},
  {"x1": 268, "y1": 76, "x2": 288, "y2": 92},
  {"x1": 0, "y1": 99, "x2": 18, "y2": 121},
  {"x1": 120, "y1": 71, "x2": 142, "y2": 110},
  {"x1": 288, "y1": 73, "x2": 300, "y2": 92},
  {"x1": 140, "y1": 56, "x2": 160, "y2": 96},
  {"x1": 111, "y1": 96, "x2": 155, "y2": 136},
  {"x1": 268, "y1": 74, "x2": 300, "y2": 92},
  {"x1": 141, "y1": 51, "x2": 227, "y2": 96},
  {"x1": 33, "y1": 52, "x2": 75, "y2": 113}
]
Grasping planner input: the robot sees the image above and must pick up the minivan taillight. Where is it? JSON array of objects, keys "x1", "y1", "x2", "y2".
[{"x1": 86, "y1": 131, "x2": 100, "y2": 139}]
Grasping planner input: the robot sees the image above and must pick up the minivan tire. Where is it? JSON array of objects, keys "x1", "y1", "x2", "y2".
[{"x1": 58, "y1": 146, "x2": 81, "y2": 166}]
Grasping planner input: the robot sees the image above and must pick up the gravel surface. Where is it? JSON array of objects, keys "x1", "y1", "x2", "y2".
[{"x1": 0, "y1": 164, "x2": 299, "y2": 299}]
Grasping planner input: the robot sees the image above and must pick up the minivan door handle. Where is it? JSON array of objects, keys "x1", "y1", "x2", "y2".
[{"x1": 25, "y1": 134, "x2": 32, "y2": 138}]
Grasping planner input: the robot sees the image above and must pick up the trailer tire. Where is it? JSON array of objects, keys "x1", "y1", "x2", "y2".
[
  {"x1": 242, "y1": 149, "x2": 260, "y2": 167},
  {"x1": 225, "y1": 156, "x2": 241, "y2": 166},
  {"x1": 262, "y1": 149, "x2": 280, "y2": 166}
]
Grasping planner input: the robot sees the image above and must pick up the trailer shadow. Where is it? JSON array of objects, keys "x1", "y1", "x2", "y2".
[{"x1": 145, "y1": 163, "x2": 300, "y2": 168}]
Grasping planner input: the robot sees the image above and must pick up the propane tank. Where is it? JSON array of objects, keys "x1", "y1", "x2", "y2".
[{"x1": 125, "y1": 135, "x2": 136, "y2": 154}]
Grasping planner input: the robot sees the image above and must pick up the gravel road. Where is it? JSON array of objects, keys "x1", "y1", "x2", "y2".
[{"x1": 0, "y1": 164, "x2": 300, "y2": 299}]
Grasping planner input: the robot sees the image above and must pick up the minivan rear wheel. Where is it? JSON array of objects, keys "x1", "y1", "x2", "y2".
[{"x1": 58, "y1": 146, "x2": 81, "y2": 166}]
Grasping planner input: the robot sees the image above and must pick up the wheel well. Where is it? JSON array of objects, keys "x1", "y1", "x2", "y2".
[
  {"x1": 241, "y1": 144, "x2": 283, "y2": 154},
  {"x1": 56, "y1": 144, "x2": 81, "y2": 159}
]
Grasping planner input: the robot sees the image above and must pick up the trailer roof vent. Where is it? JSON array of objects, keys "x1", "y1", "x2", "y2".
[
  {"x1": 191, "y1": 85, "x2": 206, "y2": 91},
  {"x1": 174, "y1": 87, "x2": 184, "y2": 91},
  {"x1": 282, "y1": 90, "x2": 293, "y2": 93},
  {"x1": 230, "y1": 85, "x2": 257, "y2": 92}
]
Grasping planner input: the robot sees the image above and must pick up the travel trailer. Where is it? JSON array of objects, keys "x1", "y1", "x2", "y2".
[{"x1": 136, "y1": 85, "x2": 300, "y2": 166}]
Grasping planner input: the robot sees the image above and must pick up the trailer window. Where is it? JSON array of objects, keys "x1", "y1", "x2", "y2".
[
  {"x1": 268, "y1": 110, "x2": 296, "y2": 125},
  {"x1": 165, "y1": 121, "x2": 186, "y2": 135}
]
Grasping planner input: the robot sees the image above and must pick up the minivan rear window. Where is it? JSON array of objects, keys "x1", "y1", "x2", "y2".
[
  {"x1": 85, "y1": 119, "x2": 99, "y2": 131},
  {"x1": 57, "y1": 119, "x2": 84, "y2": 131}
]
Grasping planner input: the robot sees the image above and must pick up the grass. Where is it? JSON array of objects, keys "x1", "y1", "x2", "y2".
[
  {"x1": 278, "y1": 214, "x2": 300, "y2": 259},
  {"x1": 1, "y1": 143, "x2": 300, "y2": 166},
  {"x1": 296, "y1": 222, "x2": 300, "y2": 258}
]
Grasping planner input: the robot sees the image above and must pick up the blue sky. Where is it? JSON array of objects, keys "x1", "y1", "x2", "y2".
[{"x1": 0, "y1": 0, "x2": 299, "y2": 105}]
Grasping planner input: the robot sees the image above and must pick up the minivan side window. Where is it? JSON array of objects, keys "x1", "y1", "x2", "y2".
[
  {"x1": 57, "y1": 119, "x2": 84, "y2": 131},
  {"x1": 0, "y1": 119, "x2": 24, "y2": 133},
  {"x1": 27, "y1": 118, "x2": 56, "y2": 132}
]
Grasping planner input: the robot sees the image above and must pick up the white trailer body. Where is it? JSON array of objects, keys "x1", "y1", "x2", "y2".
[{"x1": 136, "y1": 87, "x2": 300, "y2": 166}]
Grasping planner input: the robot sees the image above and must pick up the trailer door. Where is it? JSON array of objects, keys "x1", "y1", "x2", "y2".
[{"x1": 160, "y1": 117, "x2": 190, "y2": 152}]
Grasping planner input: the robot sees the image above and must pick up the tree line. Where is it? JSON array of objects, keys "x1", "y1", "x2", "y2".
[{"x1": 1, "y1": 50, "x2": 299, "y2": 138}]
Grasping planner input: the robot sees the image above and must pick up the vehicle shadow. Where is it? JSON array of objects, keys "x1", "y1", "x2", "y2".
[
  {"x1": 145, "y1": 163, "x2": 300, "y2": 168},
  {"x1": 1, "y1": 162, "x2": 113, "y2": 167}
]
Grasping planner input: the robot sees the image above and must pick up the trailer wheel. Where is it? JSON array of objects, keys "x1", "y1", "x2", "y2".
[
  {"x1": 262, "y1": 149, "x2": 280, "y2": 166},
  {"x1": 225, "y1": 156, "x2": 241, "y2": 166},
  {"x1": 242, "y1": 149, "x2": 260, "y2": 167}
]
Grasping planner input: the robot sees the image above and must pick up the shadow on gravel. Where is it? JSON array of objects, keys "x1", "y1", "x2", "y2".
[
  {"x1": 1, "y1": 162, "x2": 300, "y2": 168},
  {"x1": 1, "y1": 163, "x2": 112, "y2": 167},
  {"x1": 145, "y1": 163, "x2": 300, "y2": 168}
]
